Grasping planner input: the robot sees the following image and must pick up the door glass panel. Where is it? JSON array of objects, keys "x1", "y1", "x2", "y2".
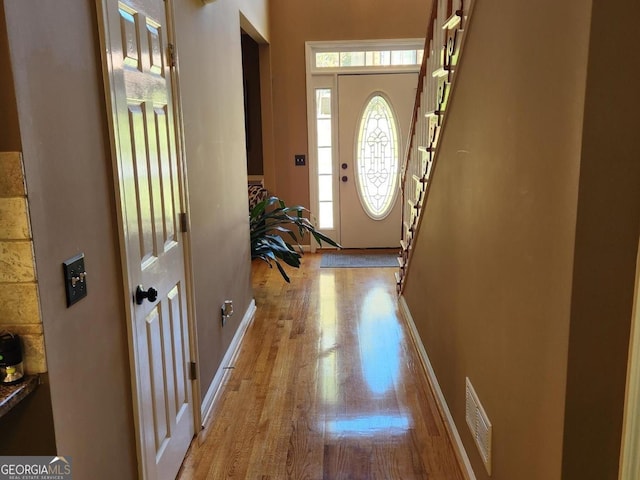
[
  {"x1": 316, "y1": 88, "x2": 333, "y2": 229},
  {"x1": 317, "y1": 118, "x2": 332, "y2": 147},
  {"x1": 365, "y1": 51, "x2": 391, "y2": 66},
  {"x1": 391, "y1": 50, "x2": 417, "y2": 65},
  {"x1": 314, "y1": 49, "x2": 422, "y2": 69},
  {"x1": 340, "y1": 51, "x2": 365, "y2": 67},
  {"x1": 316, "y1": 52, "x2": 339, "y2": 68},
  {"x1": 318, "y1": 175, "x2": 333, "y2": 202},
  {"x1": 318, "y1": 147, "x2": 332, "y2": 175},
  {"x1": 355, "y1": 95, "x2": 399, "y2": 219},
  {"x1": 319, "y1": 202, "x2": 334, "y2": 229}
]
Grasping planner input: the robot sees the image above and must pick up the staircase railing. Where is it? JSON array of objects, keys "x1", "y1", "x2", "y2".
[{"x1": 396, "y1": 0, "x2": 475, "y2": 293}]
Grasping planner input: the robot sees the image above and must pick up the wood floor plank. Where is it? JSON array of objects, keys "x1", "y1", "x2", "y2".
[{"x1": 178, "y1": 254, "x2": 464, "y2": 480}]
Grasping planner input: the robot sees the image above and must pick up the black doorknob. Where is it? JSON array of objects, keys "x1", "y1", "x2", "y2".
[{"x1": 135, "y1": 285, "x2": 158, "y2": 305}]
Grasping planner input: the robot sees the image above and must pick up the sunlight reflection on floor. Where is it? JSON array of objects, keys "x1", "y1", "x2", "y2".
[
  {"x1": 359, "y1": 286, "x2": 402, "y2": 396},
  {"x1": 326, "y1": 413, "x2": 410, "y2": 437}
]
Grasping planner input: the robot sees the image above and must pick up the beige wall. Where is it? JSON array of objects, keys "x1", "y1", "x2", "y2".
[
  {"x1": 406, "y1": 0, "x2": 640, "y2": 477},
  {"x1": 172, "y1": 0, "x2": 268, "y2": 402},
  {"x1": 562, "y1": 0, "x2": 640, "y2": 477},
  {"x1": 2, "y1": 1, "x2": 137, "y2": 477},
  {"x1": 403, "y1": 0, "x2": 592, "y2": 478},
  {"x1": 267, "y1": 0, "x2": 432, "y2": 209}
]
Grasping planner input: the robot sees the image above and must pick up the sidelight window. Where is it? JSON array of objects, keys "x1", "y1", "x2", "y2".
[{"x1": 316, "y1": 88, "x2": 334, "y2": 229}]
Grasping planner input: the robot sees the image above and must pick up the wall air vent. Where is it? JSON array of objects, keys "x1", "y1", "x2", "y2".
[{"x1": 465, "y1": 377, "x2": 492, "y2": 475}]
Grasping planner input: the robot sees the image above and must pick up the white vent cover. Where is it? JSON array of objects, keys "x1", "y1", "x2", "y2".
[{"x1": 465, "y1": 377, "x2": 492, "y2": 475}]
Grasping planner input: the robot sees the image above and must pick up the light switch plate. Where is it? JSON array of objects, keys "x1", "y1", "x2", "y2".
[{"x1": 63, "y1": 253, "x2": 87, "y2": 307}]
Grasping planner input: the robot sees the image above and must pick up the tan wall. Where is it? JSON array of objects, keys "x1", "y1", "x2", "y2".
[
  {"x1": 403, "y1": 0, "x2": 592, "y2": 478},
  {"x1": 2, "y1": 0, "x2": 137, "y2": 477},
  {"x1": 562, "y1": 0, "x2": 640, "y2": 477},
  {"x1": 268, "y1": 0, "x2": 431, "y2": 208},
  {"x1": 172, "y1": 0, "x2": 268, "y2": 400}
]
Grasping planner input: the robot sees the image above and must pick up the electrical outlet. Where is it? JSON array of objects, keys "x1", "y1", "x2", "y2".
[
  {"x1": 294, "y1": 154, "x2": 306, "y2": 166},
  {"x1": 221, "y1": 300, "x2": 234, "y2": 326}
]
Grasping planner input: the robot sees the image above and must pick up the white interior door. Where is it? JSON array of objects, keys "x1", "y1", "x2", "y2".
[
  {"x1": 99, "y1": 0, "x2": 194, "y2": 478},
  {"x1": 338, "y1": 73, "x2": 417, "y2": 248}
]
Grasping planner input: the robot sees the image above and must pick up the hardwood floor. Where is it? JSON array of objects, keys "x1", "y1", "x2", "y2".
[{"x1": 178, "y1": 253, "x2": 464, "y2": 479}]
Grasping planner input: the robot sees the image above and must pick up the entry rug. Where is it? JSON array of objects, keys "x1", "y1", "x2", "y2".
[{"x1": 320, "y1": 252, "x2": 399, "y2": 268}]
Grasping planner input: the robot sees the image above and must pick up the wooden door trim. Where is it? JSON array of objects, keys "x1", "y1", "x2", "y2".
[{"x1": 95, "y1": 1, "x2": 199, "y2": 477}]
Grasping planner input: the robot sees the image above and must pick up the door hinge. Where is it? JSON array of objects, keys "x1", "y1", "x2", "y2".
[
  {"x1": 189, "y1": 361, "x2": 197, "y2": 380},
  {"x1": 168, "y1": 43, "x2": 176, "y2": 68},
  {"x1": 179, "y1": 212, "x2": 188, "y2": 232}
]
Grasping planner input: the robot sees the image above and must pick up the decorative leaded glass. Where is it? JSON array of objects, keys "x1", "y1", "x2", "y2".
[{"x1": 356, "y1": 95, "x2": 399, "y2": 219}]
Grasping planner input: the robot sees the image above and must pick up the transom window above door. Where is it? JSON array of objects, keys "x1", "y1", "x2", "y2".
[
  {"x1": 308, "y1": 39, "x2": 425, "y2": 75},
  {"x1": 315, "y1": 49, "x2": 424, "y2": 69}
]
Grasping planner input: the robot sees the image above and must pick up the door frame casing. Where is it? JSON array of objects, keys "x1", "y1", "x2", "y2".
[
  {"x1": 305, "y1": 39, "x2": 422, "y2": 251},
  {"x1": 95, "y1": 0, "x2": 200, "y2": 477}
]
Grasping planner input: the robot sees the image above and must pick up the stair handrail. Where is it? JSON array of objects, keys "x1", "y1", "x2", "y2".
[
  {"x1": 401, "y1": 2, "x2": 439, "y2": 191},
  {"x1": 398, "y1": 0, "x2": 477, "y2": 294}
]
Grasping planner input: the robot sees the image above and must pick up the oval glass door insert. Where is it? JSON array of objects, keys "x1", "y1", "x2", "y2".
[{"x1": 356, "y1": 94, "x2": 399, "y2": 220}]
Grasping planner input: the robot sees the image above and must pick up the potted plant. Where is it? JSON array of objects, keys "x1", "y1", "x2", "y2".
[{"x1": 250, "y1": 195, "x2": 340, "y2": 282}]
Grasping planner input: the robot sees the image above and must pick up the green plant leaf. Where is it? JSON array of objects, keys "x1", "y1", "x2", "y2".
[{"x1": 249, "y1": 194, "x2": 340, "y2": 282}]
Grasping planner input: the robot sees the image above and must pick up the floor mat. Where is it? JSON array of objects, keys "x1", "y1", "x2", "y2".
[{"x1": 320, "y1": 252, "x2": 399, "y2": 268}]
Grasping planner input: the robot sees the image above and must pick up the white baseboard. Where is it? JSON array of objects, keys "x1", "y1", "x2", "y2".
[
  {"x1": 199, "y1": 299, "x2": 256, "y2": 431},
  {"x1": 398, "y1": 295, "x2": 477, "y2": 480}
]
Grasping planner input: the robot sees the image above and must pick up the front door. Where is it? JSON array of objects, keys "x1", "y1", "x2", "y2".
[
  {"x1": 338, "y1": 73, "x2": 417, "y2": 248},
  {"x1": 98, "y1": 0, "x2": 194, "y2": 478}
]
